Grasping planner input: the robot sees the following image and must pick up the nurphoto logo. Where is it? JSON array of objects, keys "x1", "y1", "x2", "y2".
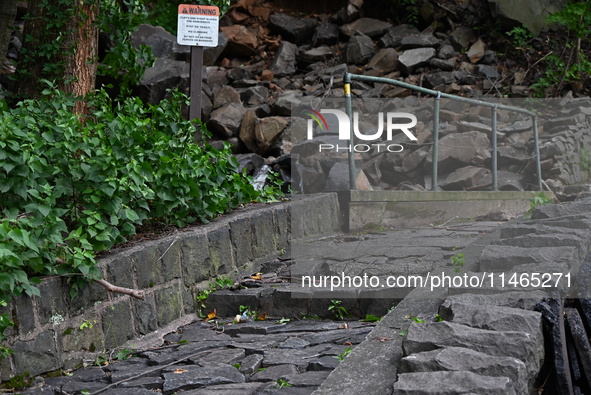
[{"x1": 305, "y1": 108, "x2": 418, "y2": 153}]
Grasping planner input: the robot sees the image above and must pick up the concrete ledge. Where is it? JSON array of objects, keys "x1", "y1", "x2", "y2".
[
  {"x1": 347, "y1": 190, "x2": 554, "y2": 230},
  {"x1": 0, "y1": 194, "x2": 341, "y2": 380}
]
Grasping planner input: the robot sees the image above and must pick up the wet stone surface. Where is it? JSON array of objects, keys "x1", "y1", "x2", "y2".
[{"x1": 23, "y1": 319, "x2": 375, "y2": 395}]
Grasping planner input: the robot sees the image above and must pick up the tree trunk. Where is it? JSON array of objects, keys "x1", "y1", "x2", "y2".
[
  {"x1": 0, "y1": 0, "x2": 18, "y2": 70},
  {"x1": 16, "y1": 0, "x2": 99, "y2": 111}
]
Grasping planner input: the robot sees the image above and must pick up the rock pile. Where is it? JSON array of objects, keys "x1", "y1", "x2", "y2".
[{"x1": 132, "y1": 0, "x2": 591, "y2": 197}]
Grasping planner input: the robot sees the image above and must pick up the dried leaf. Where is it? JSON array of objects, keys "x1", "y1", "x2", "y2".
[
  {"x1": 257, "y1": 313, "x2": 267, "y2": 321},
  {"x1": 174, "y1": 368, "x2": 188, "y2": 374},
  {"x1": 206, "y1": 309, "x2": 217, "y2": 321}
]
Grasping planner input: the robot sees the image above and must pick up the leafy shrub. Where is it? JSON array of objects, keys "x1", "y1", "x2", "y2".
[{"x1": 0, "y1": 84, "x2": 259, "y2": 303}]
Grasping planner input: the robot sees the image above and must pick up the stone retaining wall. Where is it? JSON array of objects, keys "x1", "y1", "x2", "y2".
[{"x1": 0, "y1": 194, "x2": 341, "y2": 380}]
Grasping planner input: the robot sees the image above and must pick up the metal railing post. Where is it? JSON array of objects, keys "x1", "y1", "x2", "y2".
[
  {"x1": 533, "y1": 116, "x2": 543, "y2": 191},
  {"x1": 344, "y1": 73, "x2": 357, "y2": 190},
  {"x1": 491, "y1": 104, "x2": 498, "y2": 191},
  {"x1": 432, "y1": 92, "x2": 441, "y2": 190}
]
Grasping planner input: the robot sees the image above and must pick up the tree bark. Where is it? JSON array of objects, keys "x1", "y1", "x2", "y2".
[
  {"x1": 16, "y1": 0, "x2": 99, "y2": 110},
  {"x1": 0, "y1": 0, "x2": 18, "y2": 69}
]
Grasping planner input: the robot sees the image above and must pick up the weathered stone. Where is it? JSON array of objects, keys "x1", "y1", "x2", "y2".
[
  {"x1": 132, "y1": 295, "x2": 158, "y2": 336},
  {"x1": 254, "y1": 115, "x2": 289, "y2": 153},
  {"x1": 403, "y1": 321, "x2": 543, "y2": 377},
  {"x1": 443, "y1": 291, "x2": 550, "y2": 311},
  {"x1": 478, "y1": 64, "x2": 500, "y2": 79},
  {"x1": 154, "y1": 286, "x2": 183, "y2": 327},
  {"x1": 12, "y1": 330, "x2": 60, "y2": 377},
  {"x1": 393, "y1": 371, "x2": 513, "y2": 395},
  {"x1": 239, "y1": 353, "x2": 264, "y2": 375},
  {"x1": 440, "y1": 301, "x2": 543, "y2": 338},
  {"x1": 313, "y1": 22, "x2": 339, "y2": 45},
  {"x1": 341, "y1": 18, "x2": 392, "y2": 38},
  {"x1": 283, "y1": 371, "x2": 330, "y2": 386},
  {"x1": 208, "y1": 103, "x2": 247, "y2": 138},
  {"x1": 346, "y1": 34, "x2": 375, "y2": 65},
  {"x1": 269, "y1": 14, "x2": 318, "y2": 45},
  {"x1": 532, "y1": 198, "x2": 591, "y2": 219},
  {"x1": 171, "y1": 383, "x2": 266, "y2": 394},
  {"x1": 399, "y1": 347, "x2": 528, "y2": 394},
  {"x1": 213, "y1": 85, "x2": 241, "y2": 109},
  {"x1": 424, "y1": 71, "x2": 455, "y2": 88},
  {"x1": 270, "y1": 41, "x2": 298, "y2": 77},
  {"x1": 438, "y1": 44, "x2": 456, "y2": 59},
  {"x1": 492, "y1": 233, "x2": 588, "y2": 259},
  {"x1": 378, "y1": 24, "x2": 420, "y2": 48},
  {"x1": 429, "y1": 58, "x2": 454, "y2": 71},
  {"x1": 251, "y1": 364, "x2": 299, "y2": 382},
  {"x1": 467, "y1": 39, "x2": 486, "y2": 63},
  {"x1": 398, "y1": 48, "x2": 436, "y2": 75},
  {"x1": 489, "y1": 0, "x2": 565, "y2": 35},
  {"x1": 400, "y1": 34, "x2": 439, "y2": 49},
  {"x1": 426, "y1": 131, "x2": 491, "y2": 172},
  {"x1": 565, "y1": 307, "x2": 591, "y2": 385},
  {"x1": 480, "y1": 49, "x2": 498, "y2": 65},
  {"x1": 478, "y1": 171, "x2": 525, "y2": 191},
  {"x1": 204, "y1": 32, "x2": 228, "y2": 66},
  {"x1": 102, "y1": 300, "x2": 136, "y2": 350},
  {"x1": 273, "y1": 91, "x2": 304, "y2": 116},
  {"x1": 195, "y1": 348, "x2": 245, "y2": 365},
  {"x1": 308, "y1": 356, "x2": 339, "y2": 371},
  {"x1": 140, "y1": 58, "x2": 189, "y2": 104},
  {"x1": 366, "y1": 48, "x2": 398, "y2": 72},
  {"x1": 479, "y1": 245, "x2": 579, "y2": 271},
  {"x1": 440, "y1": 166, "x2": 490, "y2": 190},
  {"x1": 298, "y1": 46, "x2": 334, "y2": 64},
  {"x1": 450, "y1": 26, "x2": 476, "y2": 49},
  {"x1": 131, "y1": 24, "x2": 187, "y2": 59},
  {"x1": 220, "y1": 25, "x2": 258, "y2": 57},
  {"x1": 279, "y1": 337, "x2": 311, "y2": 349},
  {"x1": 162, "y1": 364, "x2": 245, "y2": 393}
]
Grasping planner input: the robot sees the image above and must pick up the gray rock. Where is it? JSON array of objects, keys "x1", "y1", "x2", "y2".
[
  {"x1": 440, "y1": 166, "x2": 490, "y2": 190},
  {"x1": 478, "y1": 244, "x2": 579, "y2": 271},
  {"x1": 398, "y1": 48, "x2": 436, "y2": 74},
  {"x1": 480, "y1": 49, "x2": 498, "y2": 65},
  {"x1": 279, "y1": 337, "x2": 311, "y2": 349},
  {"x1": 478, "y1": 64, "x2": 500, "y2": 80},
  {"x1": 131, "y1": 24, "x2": 188, "y2": 59},
  {"x1": 426, "y1": 131, "x2": 491, "y2": 172},
  {"x1": 240, "y1": 86, "x2": 269, "y2": 107},
  {"x1": 450, "y1": 26, "x2": 476, "y2": 50},
  {"x1": 162, "y1": 364, "x2": 245, "y2": 393},
  {"x1": 565, "y1": 307, "x2": 591, "y2": 385},
  {"x1": 403, "y1": 321, "x2": 543, "y2": 377},
  {"x1": 429, "y1": 58, "x2": 454, "y2": 71},
  {"x1": 283, "y1": 371, "x2": 331, "y2": 386},
  {"x1": 204, "y1": 32, "x2": 228, "y2": 66},
  {"x1": 399, "y1": 347, "x2": 528, "y2": 394},
  {"x1": 532, "y1": 199, "x2": 591, "y2": 219},
  {"x1": 196, "y1": 348, "x2": 246, "y2": 365},
  {"x1": 271, "y1": 41, "x2": 298, "y2": 77},
  {"x1": 366, "y1": 48, "x2": 398, "y2": 72},
  {"x1": 175, "y1": 383, "x2": 266, "y2": 394},
  {"x1": 273, "y1": 91, "x2": 304, "y2": 116},
  {"x1": 442, "y1": 291, "x2": 549, "y2": 311},
  {"x1": 341, "y1": 18, "x2": 392, "y2": 38},
  {"x1": 12, "y1": 331, "x2": 60, "y2": 377},
  {"x1": 313, "y1": 23, "x2": 340, "y2": 46},
  {"x1": 400, "y1": 34, "x2": 439, "y2": 49},
  {"x1": 308, "y1": 356, "x2": 339, "y2": 371},
  {"x1": 393, "y1": 371, "x2": 513, "y2": 395},
  {"x1": 439, "y1": 301, "x2": 543, "y2": 337},
  {"x1": 213, "y1": 85, "x2": 241, "y2": 109},
  {"x1": 346, "y1": 34, "x2": 375, "y2": 65},
  {"x1": 491, "y1": 233, "x2": 588, "y2": 258},
  {"x1": 208, "y1": 103, "x2": 247, "y2": 138},
  {"x1": 424, "y1": 71, "x2": 455, "y2": 88},
  {"x1": 438, "y1": 44, "x2": 456, "y2": 59},
  {"x1": 269, "y1": 14, "x2": 318, "y2": 45},
  {"x1": 140, "y1": 58, "x2": 189, "y2": 104},
  {"x1": 478, "y1": 171, "x2": 525, "y2": 191},
  {"x1": 378, "y1": 24, "x2": 420, "y2": 48},
  {"x1": 298, "y1": 46, "x2": 334, "y2": 64},
  {"x1": 489, "y1": 0, "x2": 565, "y2": 35},
  {"x1": 251, "y1": 364, "x2": 299, "y2": 381},
  {"x1": 239, "y1": 353, "x2": 264, "y2": 376}
]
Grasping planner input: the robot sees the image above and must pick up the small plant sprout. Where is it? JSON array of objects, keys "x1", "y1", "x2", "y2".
[
  {"x1": 451, "y1": 252, "x2": 465, "y2": 274},
  {"x1": 334, "y1": 347, "x2": 352, "y2": 361},
  {"x1": 328, "y1": 300, "x2": 349, "y2": 320},
  {"x1": 276, "y1": 378, "x2": 293, "y2": 388}
]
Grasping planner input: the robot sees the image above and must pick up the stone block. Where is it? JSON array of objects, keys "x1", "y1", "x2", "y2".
[
  {"x1": 207, "y1": 226, "x2": 235, "y2": 275},
  {"x1": 101, "y1": 300, "x2": 135, "y2": 350},
  {"x1": 258, "y1": 286, "x2": 310, "y2": 318},
  {"x1": 14, "y1": 293, "x2": 36, "y2": 336},
  {"x1": 532, "y1": 198, "x2": 591, "y2": 219},
  {"x1": 392, "y1": 371, "x2": 513, "y2": 395},
  {"x1": 239, "y1": 353, "x2": 264, "y2": 375},
  {"x1": 478, "y1": 245, "x2": 578, "y2": 272},
  {"x1": 69, "y1": 280, "x2": 109, "y2": 317},
  {"x1": 403, "y1": 321, "x2": 543, "y2": 377},
  {"x1": 154, "y1": 286, "x2": 184, "y2": 327},
  {"x1": 62, "y1": 319, "x2": 104, "y2": 353},
  {"x1": 12, "y1": 330, "x2": 60, "y2": 377},
  {"x1": 37, "y1": 278, "x2": 68, "y2": 327},
  {"x1": 229, "y1": 216, "x2": 255, "y2": 265},
  {"x1": 162, "y1": 364, "x2": 245, "y2": 393},
  {"x1": 158, "y1": 236, "x2": 182, "y2": 282},
  {"x1": 251, "y1": 209, "x2": 277, "y2": 259},
  {"x1": 106, "y1": 255, "x2": 135, "y2": 289},
  {"x1": 439, "y1": 301, "x2": 543, "y2": 338},
  {"x1": 272, "y1": 205, "x2": 290, "y2": 252},
  {"x1": 251, "y1": 364, "x2": 298, "y2": 381},
  {"x1": 399, "y1": 347, "x2": 527, "y2": 394},
  {"x1": 132, "y1": 293, "x2": 158, "y2": 335},
  {"x1": 180, "y1": 231, "x2": 212, "y2": 286},
  {"x1": 492, "y1": 234, "x2": 588, "y2": 259},
  {"x1": 206, "y1": 287, "x2": 274, "y2": 318},
  {"x1": 283, "y1": 371, "x2": 330, "y2": 387},
  {"x1": 133, "y1": 243, "x2": 161, "y2": 289}
]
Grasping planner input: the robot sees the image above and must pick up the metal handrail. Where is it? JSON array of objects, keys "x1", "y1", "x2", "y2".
[{"x1": 343, "y1": 72, "x2": 543, "y2": 191}]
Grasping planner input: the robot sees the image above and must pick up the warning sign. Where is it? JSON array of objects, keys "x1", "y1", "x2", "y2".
[{"x1": 177, "y1": 4, "x2": 219, "y2": 47}]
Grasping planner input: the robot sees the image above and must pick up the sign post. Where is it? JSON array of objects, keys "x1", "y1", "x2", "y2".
[{"x1": 177, "y1": 4, "x2": 220, "y2": 139}]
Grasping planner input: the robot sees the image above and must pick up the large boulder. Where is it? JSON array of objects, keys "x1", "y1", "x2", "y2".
[
  {"x1": 269, "y1": 13, "x2": 318, "y2": 45},
  {"x1": 488, "y1": 0, "x2": 566, "y2": 34}
]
